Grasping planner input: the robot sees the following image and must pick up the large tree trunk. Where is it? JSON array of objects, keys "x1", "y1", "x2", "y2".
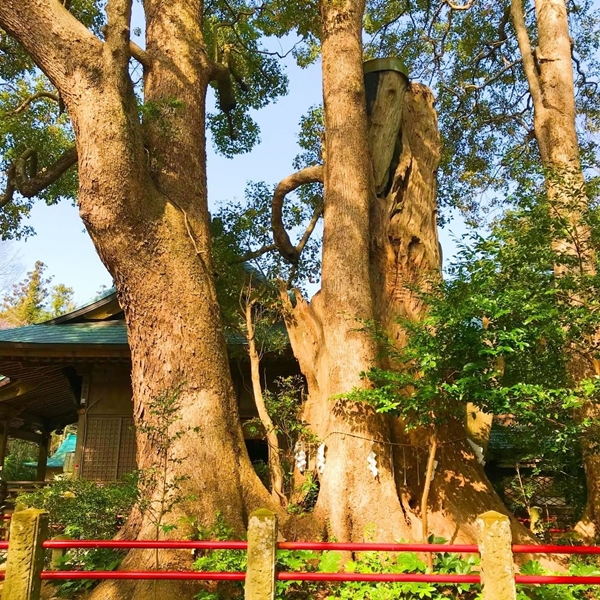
[
  {"x1": 282, "y1": 2, "x2": 533, "y2": 539},
  {"x1": 0, "y1": 1, "x2": 274, "y2": 598},
  {"x1": 511, "y1": 0, "x2": 600, "y2": 537},
  {"x1": 281, "y1": 0, "x2": 413, "y2": 543}
]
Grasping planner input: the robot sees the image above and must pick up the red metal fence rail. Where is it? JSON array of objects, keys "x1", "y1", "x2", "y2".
[
  {"x1": 2, "y1": 539, "x2": 600, "y2": 585},
  {"x1": 4, "y1": 510, "x2": 600, "y2": 598}
]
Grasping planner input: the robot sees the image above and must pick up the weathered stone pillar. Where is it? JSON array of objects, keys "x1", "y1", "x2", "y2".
[
  {"x1": 49, "y1": 534, "x2": 72, "y2": 570},
  {"x1": 477, "y1": 510, "x2": 516, "y2": 600},
  {"x1": 3, "y1": 508, "x2": 49, "y2": 600},
  {"x1": 244, "y1": 508, "x2": 277, "y2": 600}
]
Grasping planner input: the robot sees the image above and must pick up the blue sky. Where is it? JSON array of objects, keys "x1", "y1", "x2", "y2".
[{"x1": 4, "y1": 47, "x2": 465, "y2": 306}]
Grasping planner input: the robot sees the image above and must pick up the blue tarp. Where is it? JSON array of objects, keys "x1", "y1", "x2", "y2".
[{"x1": 24, "y1": 433, "x2": 76, "y2": 468}]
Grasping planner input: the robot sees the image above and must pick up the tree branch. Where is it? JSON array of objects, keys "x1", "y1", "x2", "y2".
[
  {"x1": 6, "y1": 92, "x2": 60, "y2": 115},
  {"x1": 271, "y1": 165, "x2": 323, "y2": 263},
  {"x1": 0, "y1": 0, "x2": 102, "y2": 93},
  {"x1": 105, "y1": 0, "x2": 133, "y2": 73},
  {"x1": 296, "y1": 205, "x2": 323, "y2": 255},
  {"x1": 129, "y1": 41, "x2": 151, "y2": 69},
  {"x1": 446, "y1": 0, "x2": 475, "y2": 9},
  {"x1": 463, "y1": 60, "x2": 519, "y2": 92},
  {"x1": 510, "y1": 0, "x2": 544, "y2": 108},
  {"x1": 233, "y1": 243, "x2": 277, "y2": 264},
  {"x1": 1, "y1": 145, "x2": 77, "y2": 208}
]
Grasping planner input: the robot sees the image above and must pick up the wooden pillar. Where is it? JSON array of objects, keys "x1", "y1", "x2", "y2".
[
  {"x1": 0, "y1": 419, "x2": 9, "y2": 481},
  {"x1": 36, "y1": 431, "x2": 50, "y2": 482},
  {"x1": 73, "y1": 408, "x2": 86, "y2": 478}
]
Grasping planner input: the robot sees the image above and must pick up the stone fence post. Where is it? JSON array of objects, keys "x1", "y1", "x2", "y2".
[
  {"x1": 244, "y1": 508, "x2": 277, "y2": 600},
  {"x1": 49, "y1": 534, "x2": 72, "y2": 571},
  {"x1": 2, "y1": 508, "x2": 48, "y2": 600},
  {"x1": 477, "y1": 510, "x2": 516, "y2": 600}
]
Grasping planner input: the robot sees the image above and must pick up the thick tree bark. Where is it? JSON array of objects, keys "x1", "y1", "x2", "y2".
[
  {"x1": 371, "y1": 83, "x2": 525, "y2": 544},
  {"x1": 282, "y1": 61, "x2": 533, "y2": 541},
  {"x1": 280, "y1": 0, "x2": 414, "y2": 542},
  {"x1": 511, "y1": 0, "x2": 600, "y2": 536},
  {"x1": 0, "y1": 1, "x2": 275, "y2": 597}
]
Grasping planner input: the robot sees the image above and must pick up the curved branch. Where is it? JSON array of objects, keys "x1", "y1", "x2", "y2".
[
  {"x1": 446, "y1": 0, "x2": 475, "y2": 9},
  {"x1": 271, "y1": 165, "x2": 323, "y2": 263},
  {"x1": 1, "y1": 165, "x2": 16, "y2": 209},
  {"x1": 1, "y1": 145, "x2": 77, "y2": 208},
  {"x1": 7, "y1": 92, "x2": 59, "y2": 115}
]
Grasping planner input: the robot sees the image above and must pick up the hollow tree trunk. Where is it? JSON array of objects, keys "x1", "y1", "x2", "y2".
[
  {"x1": 511, "y1": 0, "x2": 600, "y2": 537},
  {"x1": 0, "y1": 2, "x2": 274, "y2": 598},
  {"x1": 370, "y1": 82, "x2": 526, "y2": 543}
]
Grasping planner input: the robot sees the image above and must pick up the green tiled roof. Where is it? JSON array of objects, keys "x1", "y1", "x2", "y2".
[
  {"x1": 0, "y1": 321, "x2": 128, "y2": 345},
  {"x1": 0, "y1": 320, "x2": 250, "y2": 347}
]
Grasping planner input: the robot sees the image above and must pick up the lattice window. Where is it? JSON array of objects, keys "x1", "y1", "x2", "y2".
[
  {"x1": 81, "y1": 416, "x2": 137, "y2": 482},
  {"x1": 502, "y1": 474, "x2": 568, "y2": 508}
]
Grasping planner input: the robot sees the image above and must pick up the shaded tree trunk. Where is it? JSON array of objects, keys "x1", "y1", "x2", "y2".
[
  {"x1": 245, "y1": 300, "x2": 286, "y2": 505},
  {"x1": 511, "y1": 0, "x2": 600, "y2": 537},
  {"x1": 282, "y1": 0, "x2": 533, "y2": 542}
]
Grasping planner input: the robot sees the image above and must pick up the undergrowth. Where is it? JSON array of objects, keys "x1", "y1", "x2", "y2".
[
  {"x1": 16, "y1": 476, "x2": 138, "y2": 597},
  {"x1": 192, "y1": 518, "x2": 600, "y2": 600}
]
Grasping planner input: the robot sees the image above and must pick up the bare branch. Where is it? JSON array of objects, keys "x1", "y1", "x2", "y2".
[
  {"x1": 296, "y1": 205, "x2": 323, "y2": 255},
  {"x1": 463, "y1": 60, "x2": 519, "y2": 92},
  {"x1": 6, "y1": 92, "x2": 60, "y2": 115},
  {"x1": 271, "y1": 165, "x2": 323, "y2": 263},
  {"x1": 1, "y1": 145, "x2": 77, "y2": 208}
]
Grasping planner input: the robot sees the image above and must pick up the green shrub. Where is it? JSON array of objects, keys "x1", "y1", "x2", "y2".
[
  {"x1": 17, "y1": 476, "x2": 138, "y2": 597},
  {"x1": 17, "y1": 475, "x2": 138, "y2": 539},
  {"x1": 3, "y1": 439, "x2": 37, "y2": 481},
  {"x1": 192, "y1": 519, "x2": 600, "y2": 600},
  {"x1": 517, "y1": 559, "x2": 600, "y2": 600}
]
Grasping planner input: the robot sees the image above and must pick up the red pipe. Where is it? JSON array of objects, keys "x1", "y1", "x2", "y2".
[
  {"x1": 516, "y1": 575, "x2": 600, "y2": 585},
  {"x1": 41, "y1": 571, "x2": 246, "y2": 581},
  {"x1": 43, "y1": 540, "x2": 248, "y2": 550},
  {"x1": 277, "y1": 572, "x2": 480, "y2": 583},
  {"x1": 41, "y1": 540, "x2": 479, "y2": 552},
  {"x1": 278, "y1": 542, "x2": 479, "y2": 553},
  {"x1": 0, "y1": 542, "x2": 7, "y2": 550},
  {"x1": 513, "y1": 545, "x2": 600, "y2": 555}
]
